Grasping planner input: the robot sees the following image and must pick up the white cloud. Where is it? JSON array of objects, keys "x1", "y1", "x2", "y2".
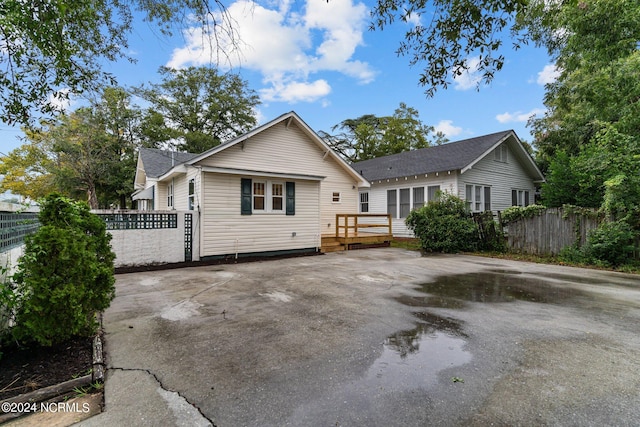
[
  {"x1": 434, "y1": 120, "x2": 463, "y2": 138},
  {"x1": 452, "y1": 56, "x2": 483, "y2": 91},
  {"x1": 45, "y1": 89, "x2": 72, "y2": 113},
  {"x1": 496, "y1": 108, "x2": 546, "y2": 124},
  {"x1": 167, "y1": 0, "x2": 373, "y2": 104},
  {"x1": 260, "y1": 79, "x2": 331, "y2": 103},
  {"x1": 536, "y1": 64, "x2": 560, "y2": 85},
  {"x1": 403, "y1": 10, "x2": 422, "y2": 27}
]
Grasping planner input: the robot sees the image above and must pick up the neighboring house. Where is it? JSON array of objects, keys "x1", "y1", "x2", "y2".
[
  {"x1": 353, "y1": 130, "x2": 545, "y2": 237},
  {"x1": 132, "y1": 111, "x2": 369, "y2": 259}
]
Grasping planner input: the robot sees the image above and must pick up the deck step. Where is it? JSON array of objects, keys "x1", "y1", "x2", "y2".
[
  {"x1": 321, "y1": 244, "x2": 346, "y2": 253},
  {"x1": 320, "y1": 236, "x2": 345, "y2": 253}
]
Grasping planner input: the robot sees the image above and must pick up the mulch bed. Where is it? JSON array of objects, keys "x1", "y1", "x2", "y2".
[{"x1": 0, "y1": 336, "x2": 93, "y2": 401}]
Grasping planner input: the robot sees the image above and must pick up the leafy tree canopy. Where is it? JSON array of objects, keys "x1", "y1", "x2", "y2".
[
  {"x1": 135, "y1": 66, "x2": 260, "y2": 153},
  {"x1": 0, "y1": 0, "x2": 234, "y2": 126},
  {"x1": 0, "y1": 87, "x2": 142, "y2": 208},
  {"x1": 370, "y1": 0, "x2": 528, "y2": 96},
  {"x1": 528, "y1": 0, "x2": 640, "y2": 165},
  {"x1": 320, "y1": 103, "x2": 447, "y2": 162}
]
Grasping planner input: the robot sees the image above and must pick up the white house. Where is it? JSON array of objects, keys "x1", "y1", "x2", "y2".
[
  {"x1": 132, "y1": 111, "x2": 369, "y2": 259},
  {"x1": 353, "y1": 130, "x2": 545, "y2": 237}
]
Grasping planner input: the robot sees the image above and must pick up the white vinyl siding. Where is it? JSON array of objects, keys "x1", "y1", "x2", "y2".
[
  {"x1": 201, "y1": 173, "x2": 319, "y2": 256},
  {"x1": 195, "y1": 121, "x2": 358, "y2": 233},
  {"x1": 459, "y1": 142, "x2": 536, "y2": 212},
  {"x1": 172, "y1": 174, "x2": 190, "y2": 211},
  {"x1": 369, "y1": 174, "x2": 457, "y2": 237}
]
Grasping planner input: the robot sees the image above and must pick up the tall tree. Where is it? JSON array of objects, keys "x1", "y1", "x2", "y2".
[
  {"x1": 0, "y1": 0, "x2": 237, "y2": 126},
  {"x1": 0, "y1": 88, "x2": 142, "y2": 208},
  {"x1": 528, "y1": 0, "x2": 640, "y2": 213},
  {"x1": 528, "y1": 0, "x2": 640, "y2": 166},
  {"x1": 0, "y1": 128, "x2": 58, "y2": 200},
  {"x1": 48, "y1": 108, "x2": 121, "y2": 208},
  {"x1": 136, "y1": 66, "x2": 260, "y2": 153},
  {"x1": 92, "y1": 87, "x2": 141, "y2": 208},
  {"x1": 321, "y1": 103, "x2": 447, "y2": 162}
]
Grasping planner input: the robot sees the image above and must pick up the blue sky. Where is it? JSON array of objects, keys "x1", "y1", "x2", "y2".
[{"x1": 0, "y1": 0, "x2": 559, "y2": 154}]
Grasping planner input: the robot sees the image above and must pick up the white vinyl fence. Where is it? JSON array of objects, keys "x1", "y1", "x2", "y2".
[{"x1": 93, "y1": 210, "x2": 200, "y2": 268}]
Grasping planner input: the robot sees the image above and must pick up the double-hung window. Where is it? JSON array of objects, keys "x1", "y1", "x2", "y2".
[
  {"x1": 252, "y1": 181, "x2": 284, "y2": 213},
  {"x1": 465, "y1": 184, "x2": 491, "y2": 212},
  {"x1": 242, "y1": 178, "x2": 292, "y2": 214},
  {"x1": 427, "y1": 185, "x2": 440, "y2": 202},
  {"x1": 253, "y1": 181, "x2": 266, "y2": 211},
  {"x1": 167, "y1": 179, "x2": 174, "y2": 209},
  {"x1": 494, "y1": 144, "x2": 508, "y2": 162},
  {"x1": 188, "y1": 179, "x2": 195, "y2": 210},
  {"x1": 271, "y1": 183, "x2": 284, "y2": 211},
  {"x1": 512, "y1": 189, "x2": 530, "y2": 207},
  {"x1": 412, "y1": 187, "x2": 424, "y2": 210},
  {"x1": 399, "y1": 188, "x2": 411, "y2": 218},
  {"x1": 360, "y1": 192, "x2": 369, "y2": 213},
  {"x1": 387, "y1": 189, "x2": 397, "y2": 218}
]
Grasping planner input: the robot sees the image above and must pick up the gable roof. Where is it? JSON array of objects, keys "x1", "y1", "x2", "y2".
[
  {"x1": 138, "y1": 148, "x2": 198, "y2": 179},
  {"x1": 185, "y1": 111, "x2": 369, "y2": 186},
  {"x1": 353, "y1": 130, "x2": 544, "y2": 182}
]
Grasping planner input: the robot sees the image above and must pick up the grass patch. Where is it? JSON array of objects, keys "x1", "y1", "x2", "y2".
[
  {"x1": 391, "y1": 238, "x2": 422, "y2": 251},
  {"x1": 391, "y1": 238, "x2": 640, "y2": 274}
]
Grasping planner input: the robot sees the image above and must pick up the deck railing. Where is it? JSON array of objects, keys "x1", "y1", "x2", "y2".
[{"x1": 335, "y1": 214, "x2": 392, "y2": 239}]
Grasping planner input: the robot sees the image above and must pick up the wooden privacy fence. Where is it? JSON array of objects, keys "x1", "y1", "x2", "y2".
[{"x1": 503, "y1": 207, "x2": 602, "y2": 256}]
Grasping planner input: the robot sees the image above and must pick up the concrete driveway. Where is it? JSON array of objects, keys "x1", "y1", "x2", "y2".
[{"x1": 81, "y1": 248, "x2": 640, "y2": 426}]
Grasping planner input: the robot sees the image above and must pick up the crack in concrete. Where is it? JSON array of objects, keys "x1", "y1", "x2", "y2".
[{"x1": 109, "y1": 367, "x2": 216, "y2": 426}]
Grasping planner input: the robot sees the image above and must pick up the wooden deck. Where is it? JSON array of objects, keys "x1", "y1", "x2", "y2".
[{"x1": 321, "y1": 214, "x2": 392, "y2": 253}]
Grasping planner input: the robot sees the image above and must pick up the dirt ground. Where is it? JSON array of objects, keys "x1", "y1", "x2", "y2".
[{"x1": 81, "y1": 248, "x2": 640, "y2": 426}]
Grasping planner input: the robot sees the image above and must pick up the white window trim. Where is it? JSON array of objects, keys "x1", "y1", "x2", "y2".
[
  {"x1": 332, "y1": 192, "x2": 341, "y2": 203},
  {"x1": 512, "y1": 189, "x2": 530, "y2": 207},
  {"x1": 359, "y1": 192, "x2": 369, "y2": 213},
  {"x1": 387, "y1": 185, "x2": 442, "y2": 219},
  {"x1": 253, "y1": 180, "x2": 285, "y2": 214},
  {"x1": 167, "y1": 179, "x2": 174, "y2": 209},
  {"x1": 494, "y1": 144, "x2": 508, "y2": 162},
  {"x1": 188, "y1": 178, "x2": 195, "y2": 211},
  {"x1": 465, "y1": 184, "x2": 491, "y2": 212}
]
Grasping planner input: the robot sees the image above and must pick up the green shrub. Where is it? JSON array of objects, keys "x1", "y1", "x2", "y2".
[
  {"x1": 501, "y1": 204, "x2": 546, "y2": 224},
  {"x1": 9, "y1": 194, "x2": 116, "y2": 346},
  {"x1": 582, "y1": 221, "x2": 637, "y2": 267},
  {"x1": 559, "y1": 220, "x2": 638, "y2": 268},
  {"x1": 406, "y1": 192, "x2": 479, "y2": 253}
]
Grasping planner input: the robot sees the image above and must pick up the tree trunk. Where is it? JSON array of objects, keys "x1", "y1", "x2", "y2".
[{"x1": 87, "y1": 185, "x2": 99, "y2": 209}]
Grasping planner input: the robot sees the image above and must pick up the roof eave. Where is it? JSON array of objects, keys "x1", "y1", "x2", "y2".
[
  {"x1": 186, "y1": 111, "x2": 370, "y2": 187},
  {"x1": 158, "y1": 164, "x2": 188, "y2": 181}
]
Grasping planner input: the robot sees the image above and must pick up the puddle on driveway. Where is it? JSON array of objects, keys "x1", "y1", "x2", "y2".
[
  {"x1": 358, "y1": 312, "x2": 470, "y2": 393},
  {"x1": 403, "y1": 272, "x2": 587, "y2": 308},
  {"x1": 370, "y1": 270, "x2": 590, "y2": 390}
]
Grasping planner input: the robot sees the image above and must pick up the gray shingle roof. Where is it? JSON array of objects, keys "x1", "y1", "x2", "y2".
[
  {"x1": 352, "y1": 130, "x2": 514, "y2": 181},
  {"x1": 139, "y1": 148, "x2": 198, "y2": 178}
]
